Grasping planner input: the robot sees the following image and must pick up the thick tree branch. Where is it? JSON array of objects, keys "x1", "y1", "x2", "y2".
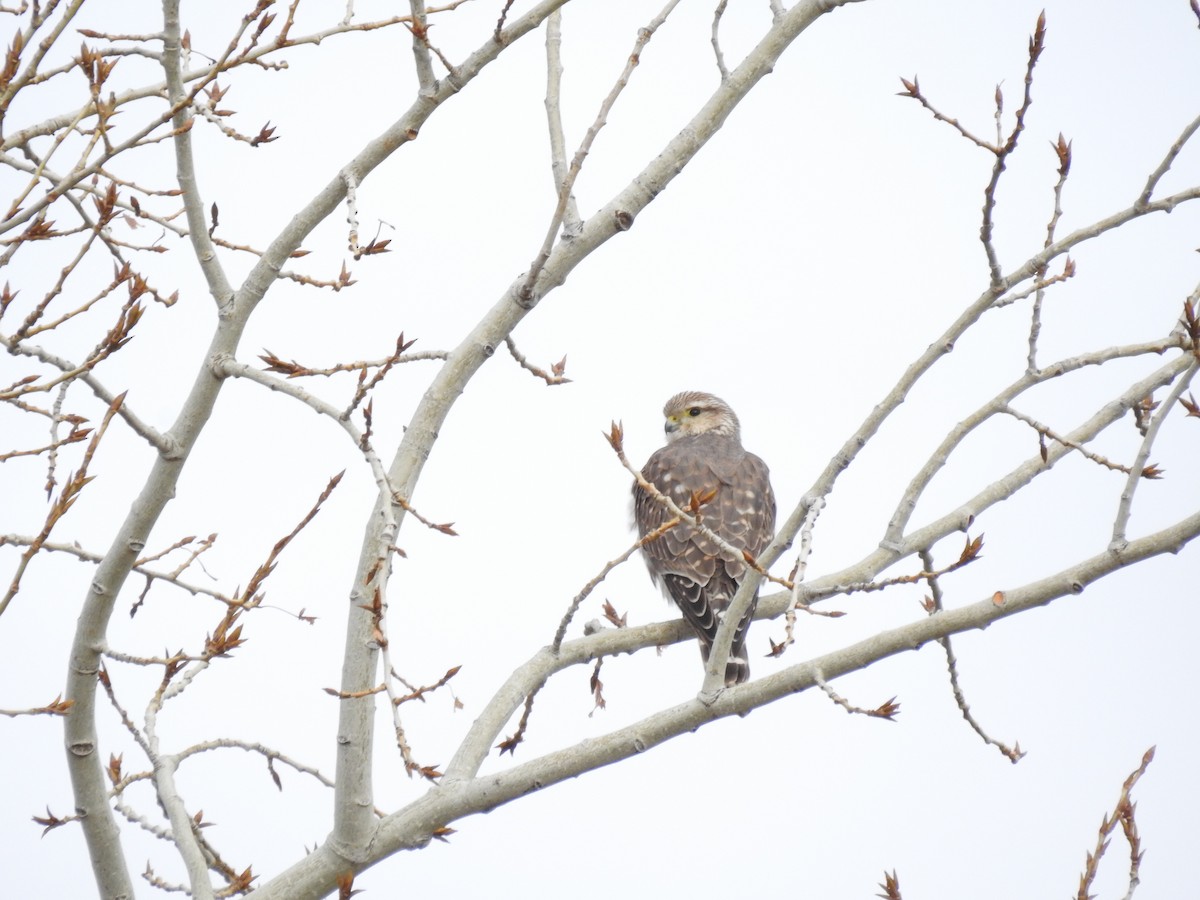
[
  {"x1": 2, "y1": 3, "x2": 1189, "y2": 897},
  {"x1": 264, "y1": 3, "x2": 870, "y2": 888},
  {"x1": 253, "y1": 507, "x2": 1200, "y2": 899},
  {"x1": 762, "y1": 182, "x2": 1200, "y2": 579},
  {"x1": 1110, "y1": 359, "x2": 1198, "y2": 549},
  {"x1": 60, "y1": 2, "x2": 572, "y2": 894}
]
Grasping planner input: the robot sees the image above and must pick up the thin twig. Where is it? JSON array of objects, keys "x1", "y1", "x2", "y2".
[
  {"x1": 1138, "y1": 112, "x2": 1200, "y2": 208},
  {"x1": 517, "y1": 0, "x2": 684, "y2": 308},
  {"x1": 814, "y1": 670, "x2": 900, "y2": 720},
  {"x1": 496, "y1": 682, "x2": 543, "y2": 757},
  {"x1": 1074, "y1": 747, "x2": 1155, "y2": 900},
  {"x1": 1004, "y1": 405, "x2": 1151, "y2": 476},
  {"x1": 711, "y1": 0, "x2": 730, "y2": 80},
  {"x1": 0, "y1": 392, "x2": 124, "y2": 617},
  {"x1": 504, "y1": 336, "x2": 571, "y2": 385},
  {"x1": 897, "y1": 75, "x2": 999, "y2": 152},
  {"x1": 881, "y1": 339, "x2": 1186, "y2": 548},
  {"x1": 1110, "y1": 358, "x2": 1198, "y2": 549},
  {"x1": 921, "y1": 549, "x2": 1024, "y2": 763},
  {"x1": 1029, "y1": 134, "x2": 1073, "y2": 370},
  {"x1": 981, "y1": 11, "x2": 1046, "y2": 285},
  {"x1": 552, "y1": 520, "x2": 680, "y2": 652},
  {"x1": 542, "y1": 10, "x2": 581, "y2": 237},
  {"x1": 768, "y1": 497, "x2": 831, "y2": 659}
]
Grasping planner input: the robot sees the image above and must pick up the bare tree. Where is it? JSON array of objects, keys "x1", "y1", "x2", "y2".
[{"x1": 2, "y1": 2, "x2": 1197, "y2": 898}]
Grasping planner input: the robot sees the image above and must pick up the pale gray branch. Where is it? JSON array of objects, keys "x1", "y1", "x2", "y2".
[
  {"x1": 2, "y1": 0, "x2": 85, "y2": 100},
  {"x1": 257, "y1": 507, "x2": 1200, "y2": 900},
  {"x1": 1, "y1": 6, "x2": 470, "y2": 155},
  {"x1": 1138, "y1": 111, "x2": 1200, "y2": 207},
  {"x1": 177, "y1": 739, "x2": 336, "y2": 790},
  {"x1": 473, "y1": 507, "x2": 1197, "y2": 799},
  {"x1": 542, "y1": 9, "x2": 581, "y2": 237},
  {"x1": 18, "y1": 2, "x2": 1193, "y2": 897},
  {"x1": 884, "y1": 339, "x2": 1184, "y2": 546},
  {"x1": 162, "y1": 1, "x2": 235, "y2": 311},
  {"x1": 1, "y1": 336, "x2": 170, "y2": 452},
  {"x1": 1110, "y1": 359, "x2": 1199, "y2": 549},
  {"x1": 760, "y1": 183, "x2": 1200, "y2": 584},
  {"x1": 408, "y1": 0, "x2": 436, "y2": 91},
  {"x1": 153, "y1": 755, "x2": 214, "y2": 900},
  {"x1": 519, "y1": 0, "x2": 684, "y2": 305},
  {"x1": 711, "y1": 0, "x2": 730, "y2": 80},
  {"x1": 261, "y1": 6, "x2": 869, "y2": 890},
  {"x1": 865, "y1": 353, "x2": 1192, "y2": 594},
  {"x1": 61, "y1": 2, "x2": 572, "y2": 894}
]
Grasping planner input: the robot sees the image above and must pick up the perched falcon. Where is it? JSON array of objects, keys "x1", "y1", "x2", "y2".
[{"x1": 633, "y1": 391, "x2": 776, "y2": 685}]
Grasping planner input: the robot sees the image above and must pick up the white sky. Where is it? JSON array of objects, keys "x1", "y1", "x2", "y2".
[{"x1": 3, "y1": 1, "x2": 1200, "y2": 897}]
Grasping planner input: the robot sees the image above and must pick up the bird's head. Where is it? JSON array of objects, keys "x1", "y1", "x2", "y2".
[{"x1": 661, "y1": 391, "x2": 740, "y2": 442}]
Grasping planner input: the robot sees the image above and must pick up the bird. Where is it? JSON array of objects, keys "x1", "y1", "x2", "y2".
[{"x1": 633, "y1": 391, "x2": 776, "y2": 685}]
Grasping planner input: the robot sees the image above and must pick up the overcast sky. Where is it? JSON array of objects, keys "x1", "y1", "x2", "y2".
[{"x1": 3, "y1": 1, "x2": 1200, "y2": 897}]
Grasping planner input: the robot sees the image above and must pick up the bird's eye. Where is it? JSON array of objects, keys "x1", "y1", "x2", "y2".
[{"x1": 688, "y1": 407, "x2": 702, "y2": 417}]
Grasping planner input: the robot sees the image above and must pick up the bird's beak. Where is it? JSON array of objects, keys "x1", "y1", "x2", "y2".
[{"x1": 664, "y1": 418, "x2": 679, "y2": 434}]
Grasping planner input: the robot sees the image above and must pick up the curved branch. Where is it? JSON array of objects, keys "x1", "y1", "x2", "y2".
[
  {"x1": 1110, "y1": 359, "x2": 1199, "y2": 548},
  {"x1": 884, "y1": 339, "x2": 1184, "y2": 545},
  {"x1": 2, "y1": 337, "x2": 169, "y2": 451},
  {"x1": 61, "y1": 3, "x2": 573, "y2": 896},
  {"x1": 0, "y1": 4, "x2": 472, "y2": 155},
  {"x1": 254, "y1": 506, "x2": 1200, "y2": 900},
  {"x1": 762, "y1": 185, "x2": 1200, "y2": 578},
  {"x1": 441, "y1": 507, "x2": 1197, "y2": 822},
  {"x1": 281, "y1": 0, "x2": 870, "y2": 887},
  {"x1": 162, "y1": 0, "x2": 233, "y2": 309}
]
